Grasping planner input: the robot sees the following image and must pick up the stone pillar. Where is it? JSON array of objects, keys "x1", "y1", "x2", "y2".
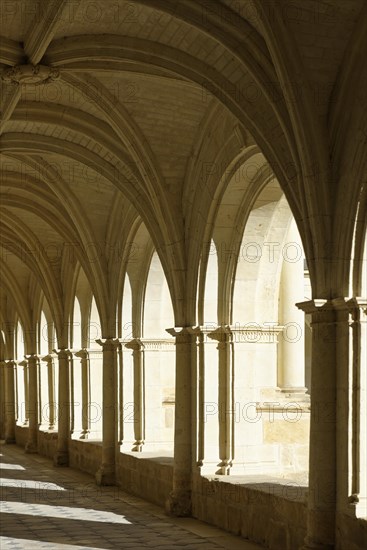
[
  {"x1": 18, "y1": 360, "x2": 29, "y2": 425},
  {"x1": 74, "y1": 349, "x2": 90, "y2": 439},
  {"x1": 24, "y1": 354, "x2": 39, "y2": 453},
  {"x1": 209, "y1": 327, "x2": 234, "y2": 475},
  {"x1": 166, "y1": 327, "x2": 195, "y2": 516},
  {"x1": 117, "y1": 342, "x2": 123, "y2": 445},
  {"x1": 0, "y1": 361, "x2": 5, "y2": 439},
  {"x1": 124, "y1": 339, "x2": 145, "y2": 452},
  {"x1": 297, "y1": 300, "x2": 337, "y2": 550},
  {"x1": 194, "y1": 329, "x2": 204, "y2": 471},
  {"x1": 95, "y1": 338, "x2": 119, "y2": 485},
  {"x1": 23, "y1": 360, "x2": 29, "y2": 425},
  {"x1": 340, "y1": 298, "x2": 367, "y2": 518},
  {"x1": 196, "y1": 325, "x2": 220, "y2": 474},
  {"x1": 41, "y1": 354, "x2": 56, "y2": 430},
  {"x1": 4, "y1": 360, "x2": 16, "y2": 443},
  {"x1": 356, "y1": 301, "x2": 367, "y2": 516},
  {"x1": 279, "y1": 223, "x2": 307, "y2": 394},
  {"x1": 53, "y1": 349, "x2": 71, "y2": 466}
]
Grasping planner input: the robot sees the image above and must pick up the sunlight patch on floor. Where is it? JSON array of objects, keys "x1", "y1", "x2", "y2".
[
  {"x1": 0, "y1": 479, "x2": 66, "y2": 491},
  {"x1": 0, "y1": 501, "x2": 132, "y2": 524},
  {"x1": 0, "y1": 537, "x2": 102, "y2": 549},
  {"x1": 0, "y1": 463, "x2": 25, "y2": 470}
]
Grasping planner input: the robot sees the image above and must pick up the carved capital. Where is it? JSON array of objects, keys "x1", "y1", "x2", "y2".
[
  {"x1": 166, "y1": 327, "x2": 197, "y2": 344},
  {"x1": 73, "y1": 348, "x2": 89, "y2": 360},
  {"x1": 124, "y1": 338, "x2": 144, "y2": 351},
  {"x1": 96, "y1": 338, "x2": 119, "y2": 352},
  {"x1": 53, "y1": 349, "x2": 72, "y2": 360},
  {"x1": 25, "y1": 354, "x2": 40, "y2": 367}
]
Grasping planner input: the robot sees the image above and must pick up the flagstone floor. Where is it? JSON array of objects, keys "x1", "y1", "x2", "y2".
[{"x1": 0, "y1": 443, "x2": 263, "y2": 550}]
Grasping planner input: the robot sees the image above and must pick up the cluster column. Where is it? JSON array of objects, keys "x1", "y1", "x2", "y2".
[
  {"x1": 0, "y1": 361, "x2": 5, "y2": 439},
  {"x1": 95, "y1": 338, "x2": 119, "y2": 485},
  {"x1": 336, "y1": 298, "x2": 367, "y2": 518},
  {"x1": 124, "y1": 338, "x2": 145, "y2": 452},
  {"x1": 3, "y1": 360, "x2": 16, "y2": 443},
  {"x1": 41, "y1": 354, "x2": 56, "y2": 430},
  {"x1": 24, "y1": 354, "x2": 39, "y2": 453},
  {"x1": 352, "y1": 300, "x2": 367, "y2": 516},
  {"x1": 74, "y1": 349, "x2": 90, "y2": 439},
  {"x1": 166, "y1": 327, "x2": 195, "y2": 516},
  {"x1": 208, "y1": 327, "x2": 234, "y2": 475},
  {"x1": 54, "y1": 349, "x2": 72, "y2": 466},
  {"x1": 298, "y1": 297, "x2": 367, "y2": 548},
  {"x1": 297, "y1": 300, "x2": 338, "y2": 550}
]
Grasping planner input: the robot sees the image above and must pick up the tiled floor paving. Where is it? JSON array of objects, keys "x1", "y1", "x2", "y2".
[{"x1": 0, "y1": 443, "x2": 264, "y2": 549}]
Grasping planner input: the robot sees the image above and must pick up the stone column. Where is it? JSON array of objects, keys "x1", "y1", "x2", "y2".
[
  {"x1": 25, "y1": 354, "x2": 39, "y2": 453},
  {"x1": 196, "y1": 325, "x2": 220, "y2": 475},
  {"x1": 340, "y1": 298, "x2": 367, "y2": 517},
  {"x1": 166, "y1": 327, "x2": 195, "y2": 516},
  {"x1": 117, "y1": 342, "x2": 123, "y2": 445},
  {"x1": 3, "y1": 360, "x2": 16, "y2": 443},
  {"x1": 0, "y1": 361, "x2": 5, "y2": 439},
  {"x1": 279, "y1": 223, "x2": 307, "y2": 394},
  {"x1": 95, "y1": 338, "x2": 119, "y2": 485},
  {"x1": 74, "y1": 349, "x2": 90, "y2": 439},
  {"x1": 18, "y1": 360, "x2": 29, "y2": 425},
  {"x1": 53, "y1": 349, "x2": 71, "y2": 466},
  {"x1": 193, "y1": 329, "x2": 204, "y2": 471},
  {"x1": 41, "y1": 354, "x2": 56, "y2": 430},
  {"x1": 124, "y1": 338, "x2": 145, "y2": 452},
  {"x1": 209, "y1": 327, "x2": 234, "y2": 475},
  {"x1": 356, "y1": 301, "x2": 367, "y2": 516},
  {"x1": 297, "y1": 300, "x2": 337, "y2": 550}
]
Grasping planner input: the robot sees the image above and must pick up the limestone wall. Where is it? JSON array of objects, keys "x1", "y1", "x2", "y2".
[
  {"x1": 192, "y1": 474, "x2": 308, "y2": 550},
  {"x1": 116, "y1": 452, "x2": 173, "y2": 508},
  {"x1": 14, "y1": 425, "x2": 28, "y2": 447},
  {"x1": 37, "y1": 430, "x2": 58, "y2": 459},
  {"x1": 69, "y1": 440, "x2": 102, "y2": 476}
]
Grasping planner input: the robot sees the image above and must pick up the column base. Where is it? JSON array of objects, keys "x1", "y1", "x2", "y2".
[
  {"x1": 95, "y1": 465, "x2": 115, "y2": 486},
  {"x1": 165, "y1": 490, "x2": 192, "y2": 517},
  {"x1": 278, "y1": 386, "x2": 309, "y2": 396},
  {"x1": 25, "y1": 441, "x2": 37, "y2": 453},
  {"x1": 53, "y1": 450, "x2": 69, "y2": 466}
]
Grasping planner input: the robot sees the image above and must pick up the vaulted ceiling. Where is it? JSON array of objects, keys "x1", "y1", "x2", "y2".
[{"x1": 1, "y1": 0, "x2": 366, "y2": 342}]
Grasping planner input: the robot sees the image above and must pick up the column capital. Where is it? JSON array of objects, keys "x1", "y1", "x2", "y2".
[
  {"x1": 166, "y1": 327, "x2": 198, "y2": 343},
  {"x1": 5, "y1": 360, "x2": 16, "y2": 368},
  {"x1": 24, "y1": 354, "x2": 40, "y2": 365},
  {"x1": 96, "y1": 338, "x2": 119, "y2": 351},
  {"x1": 53, "y1": 348, "x2": 72, "y2": 359},
  {"x1": 207, "y1": 325, "x2": 232, "y2": 344},
  {"x1": 296, "y1": 298, "x2": 332, "y2": 314},
  {"x1": 297, "y1": 297, "x2": 367, "y2": 320},
  {"x1": 18, "y1": 359, "x2": 28, "y2": 367},
  {"x1": 73, "y1": 348, "x2": 89, "y2": 359},
  {"x1": 166, "y1": 326, "x2": 196, "y2": 335},
  {"x1": 41, "y1": 353, "x2": 57, "y2": 362},
  {"x1": 124, "y1": 338, "x2": 144, "y2": 351}
]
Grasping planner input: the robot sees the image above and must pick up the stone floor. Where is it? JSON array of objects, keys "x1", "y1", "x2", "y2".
[{"x1": 0, "y1": 443, "x2": 264, "y2": 549}]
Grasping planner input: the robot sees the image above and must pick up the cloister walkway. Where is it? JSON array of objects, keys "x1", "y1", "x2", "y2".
[{"x1": 0, "y1": 443, "x2": 263, "y2": 550}]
